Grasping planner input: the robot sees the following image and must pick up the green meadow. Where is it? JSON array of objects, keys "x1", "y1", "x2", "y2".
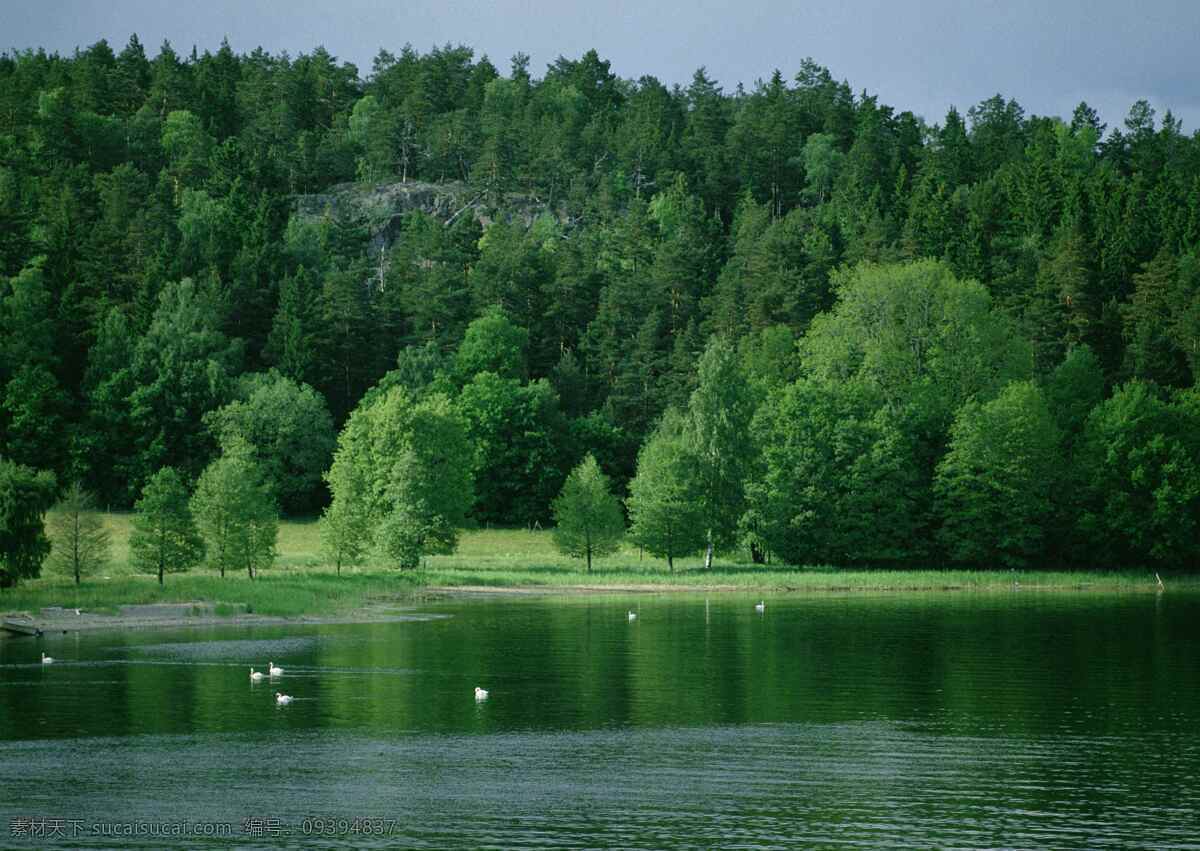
[{"x1": 0, "y1": 514, "x2": 1187, "y2": 620}]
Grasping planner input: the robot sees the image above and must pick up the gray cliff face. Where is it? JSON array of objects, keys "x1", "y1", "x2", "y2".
[{"x1": 292, "y1": 180, "x2": 563, "y2": 252}]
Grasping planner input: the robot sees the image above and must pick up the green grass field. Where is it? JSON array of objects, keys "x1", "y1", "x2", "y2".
[{"x1": 0, "y1": 514, "x2": 1190, "y2": 619}]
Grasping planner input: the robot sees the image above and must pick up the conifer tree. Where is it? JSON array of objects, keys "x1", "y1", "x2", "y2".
[
  {"x1": 0, "y1": 459, "x2": 57, "y2": 588},
  {"x1": 46, "y1": 483, "x2": 111, "y2": 585}
]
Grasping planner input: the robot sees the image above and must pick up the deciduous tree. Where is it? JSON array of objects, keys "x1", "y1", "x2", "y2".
[
  {"x1": 456, "y1": 372, "x2": 571, "y2": 525},
  {"x1": 802, "y1": 259, "x2": 1033, "y2": 427},
  {"x1": 190, "y1": 444, "x2": 278, "y2": 579},
  {"x1": 206, "y1": 371, "x2": 335, "y2": 514},
  {"x1": 626, "y1": 409, "x2": 704, "y2": 570},
  {"x1": 129, "y1": 468, "x2": 205, "y2": 585},
  {"x1": 934, "y1": 381, "x2": 1061, "y2": 567},
  {"x1": 324, "y1": 388, "x2": 473, "y2": 567},
  {"x1": 747, "y1": 377, "x2": 924, "y2": 566},
  {"x1": 1076, "y1": 382, "x2": 1200, "y2": 569},
  {"x1": 683, "y1": 337, "x2": 757, "y2": 568},
  {"x1": 552, "y1": 454, "x2": 624, "y2": 572}
]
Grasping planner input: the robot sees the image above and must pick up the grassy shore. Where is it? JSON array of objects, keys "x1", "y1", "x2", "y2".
[{"x1": 0, "y1": 515, "x2": 1191, "y2": 619}]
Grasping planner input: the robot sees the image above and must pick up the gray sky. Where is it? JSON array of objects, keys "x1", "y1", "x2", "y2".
[{"x1": 8, "y1": 0, "x2": 1200, "y2": 133}]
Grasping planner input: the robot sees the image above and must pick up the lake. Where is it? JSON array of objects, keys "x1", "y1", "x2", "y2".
[{"x1": 2, "y1": 591, "x2": 1198, "y2": 848}]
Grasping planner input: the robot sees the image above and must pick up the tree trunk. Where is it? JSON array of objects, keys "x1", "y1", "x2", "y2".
[
  {"x1": 667, "y1": 553, "x2": 674, "y2": 572},
  {"x1": 750, "y1": 541, "x2": 766, "y2": 564},
  {"x1": 248, "y1": 564, "x2": 254, "y2": 581},
  {"x1": 586, "y1": 548, "x2": 592, "y2": 574},
  {"x1": 158, "y1": 563, "x2": 164, "y2": 586},
  {"x1": 704, "y1": 537, "x2": 713, "y2": 570}
]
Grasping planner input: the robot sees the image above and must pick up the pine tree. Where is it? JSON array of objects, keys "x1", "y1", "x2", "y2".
[
  {"x1": 0, "y1": 458, "x2": 57, "y2": 588},
  {"x1": 319, "y1": 263, "x2": 373, "y2": 420},
  {"x1": 1125, "y1": 249, "x2": 1189, "y2": 386}
]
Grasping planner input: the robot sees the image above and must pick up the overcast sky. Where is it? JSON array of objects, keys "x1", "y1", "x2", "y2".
[{"x1": 8, "y1": 0, "x2": 1200, "y2": 133}]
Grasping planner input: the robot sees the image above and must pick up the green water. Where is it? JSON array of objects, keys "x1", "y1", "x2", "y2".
[{"x1": 1, "y1": 592, "x2": 1198, "y2": 848}]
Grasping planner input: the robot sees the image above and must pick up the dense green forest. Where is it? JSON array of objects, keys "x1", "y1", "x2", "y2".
[{"x1": 3, "y1": 35, "x2": 1200, "y2": 580}]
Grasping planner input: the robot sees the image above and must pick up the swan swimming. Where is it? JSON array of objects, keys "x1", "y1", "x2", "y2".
[
  {"x1": 474, "y1": 687, "x2": 488, "y2": 700},
  {"x1": 628, "y1": 611, "x2": 637, "y2": 621},
  {"x1": 268, "y1": 662, "x2": 283, "y2": 676},
  {"x1": 249, "y1": 667, "x2": 264, "y2": 681},
  {"x1": 755, "y1": 601, "x2": 765, "y2": 612},
  {"x1": 41, "y1": 653, "x2": 54, "y2": 664},
  {"x1": 275, "y1": 692, "x2": 293, "y2": 705}
]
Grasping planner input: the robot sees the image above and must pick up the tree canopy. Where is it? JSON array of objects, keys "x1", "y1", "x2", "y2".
[
  {"x1": 324, "y1": 386, "x2": 474, "y2": 568},
  {"x1": 3, "y1": 37, "x2": 1200, "y2": 572},
  {"x1": 205, "y1": 371, "x2": 335, "y2": 514},
  {"x1": 934, "y1": 381, "x2": 1062, "y2": 568},
  {"x1": 0, "y1": 458, "x2": 57, "y2": 587}
]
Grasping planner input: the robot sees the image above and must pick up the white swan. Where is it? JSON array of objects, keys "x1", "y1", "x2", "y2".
[
  {"x1": 249, "y1": 667, "x2": 264, "y2": 681},
  {"x1": 41, "y1": 653, "x2": 54, "y2": 665},
  {"x1": 275, "y1": 692, "x2": 293, "y2": 705},
  {"x1": 474, "y1": 687, "x2": 488, "y2": 700},
  {"x1": 628, "y1": 611, "x2": 637, "y2": 621},
  {"x1": 268, "y1": 662, "x2": 283, "y2": 676},
  {"x1": 754, "y1": 601, "x2": 765, "y2": 612}
]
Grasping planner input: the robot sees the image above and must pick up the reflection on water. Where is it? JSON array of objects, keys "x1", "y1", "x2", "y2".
[{"x1": 2, "y1": 592, "x2": 1198, "y2": 848}]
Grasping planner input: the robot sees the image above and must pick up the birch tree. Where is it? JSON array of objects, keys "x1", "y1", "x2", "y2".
[
  {"x1": 684, "y1": 337, "x2": 757, "y2": 568},
  {"x1": 626, "y1": 409, "x2": 705, "y2": 570}
]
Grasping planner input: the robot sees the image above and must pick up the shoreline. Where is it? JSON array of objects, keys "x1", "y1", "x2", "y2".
[
  {"x1": 3, "y1": 576, "x2": 1182, "y2": 637},
  {"x1": 428, "y1": 579, "x2": 1169, "y2": 595},
  {"x1": 3, "y1": 522, "x2": 1186, "y2": 630},
  {"x1": 0, "y1": 602, "x2": 445, "y2": 637}
]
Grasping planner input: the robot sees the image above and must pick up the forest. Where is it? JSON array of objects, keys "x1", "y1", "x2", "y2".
[{"x1": 3, "y1": 36, "x2": 1200, "y2": 583}]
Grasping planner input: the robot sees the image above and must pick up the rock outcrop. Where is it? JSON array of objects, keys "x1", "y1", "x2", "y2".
[{"x1": 293, "y1": 180, "x2": 563, "y2": 252}]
